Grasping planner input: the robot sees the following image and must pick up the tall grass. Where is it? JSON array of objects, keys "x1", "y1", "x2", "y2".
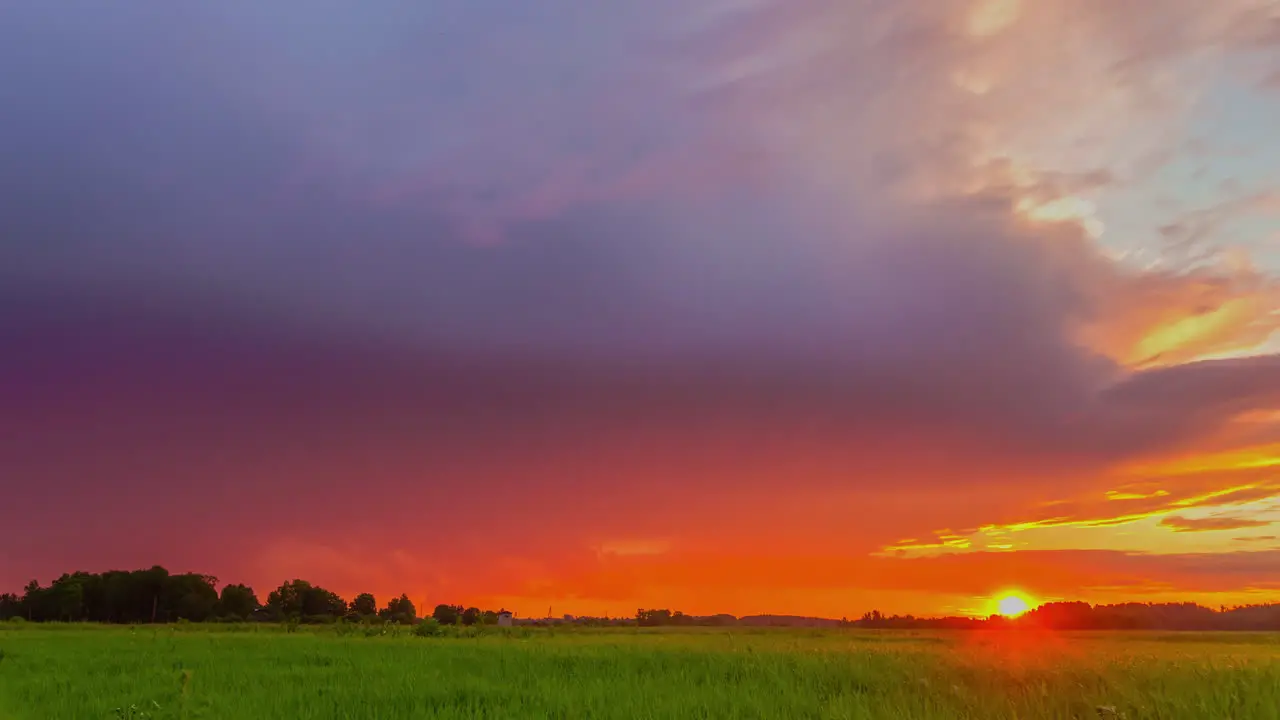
[{"x1": 1, "y1": 624, "x2": 1277, "y2": 719}]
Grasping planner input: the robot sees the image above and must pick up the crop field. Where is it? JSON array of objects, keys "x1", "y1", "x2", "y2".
[{"x1": 1, "y1": 623, "x2": 1278, "y2": 719}]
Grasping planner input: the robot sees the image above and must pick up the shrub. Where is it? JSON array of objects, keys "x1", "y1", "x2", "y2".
[{"x1": 413, "y1": 618, "x2": 442, "y2": 638}]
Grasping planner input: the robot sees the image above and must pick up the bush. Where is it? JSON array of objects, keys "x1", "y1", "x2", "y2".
[
  {"x1": 413, "y1": 618, "x2": 442, "y2": 638},
  {"x1": 7, "y1": 617, "x2": 26, "y2": 625}
]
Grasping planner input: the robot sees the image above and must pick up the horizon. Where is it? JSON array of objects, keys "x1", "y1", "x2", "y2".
[
  {"x1": 9, "y1": 561, "x2": 1280, "y2": 625},
  {"x1": 4, "y1": 0, "x2": 1280, "y2": 620},
  {"x1": 6, "y1": 565, "x2": 1279, "y2": 624}
]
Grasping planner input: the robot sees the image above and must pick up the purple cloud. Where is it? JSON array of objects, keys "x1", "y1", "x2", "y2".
[{"x1": 2, "y1": 0, "x2": 1277, "y2": 609}]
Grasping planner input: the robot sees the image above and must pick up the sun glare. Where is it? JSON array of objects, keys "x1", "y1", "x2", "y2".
[{"x1": 996, "y1": 594, "x2": 1031, "y2": 617}]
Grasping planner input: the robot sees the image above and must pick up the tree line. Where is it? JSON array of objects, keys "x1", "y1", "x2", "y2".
[
  {"x1": 6, "y1": 568, "x2": 1276, "y2": 630},
  {"x1": 633, "y1": 602, "x2": 1280, "y2": 630},
  {"x1": 0, "y1": 566, "x2": 508, "y2": 626},
  {"x1": 1012, "y1": 601, "x2": 1280, "y2": 631}
]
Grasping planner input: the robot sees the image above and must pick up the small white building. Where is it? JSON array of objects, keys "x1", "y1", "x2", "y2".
[{"x1": 497, "y1": 611, "x2": 513, "y2": 627}]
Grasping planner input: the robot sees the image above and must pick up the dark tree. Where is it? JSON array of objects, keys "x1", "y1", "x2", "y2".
[
  {"x1": 47, "y1": 574, "x2": 87, "y2": 621},
  {"x1": 432, "y1": 603, "x2": 462, "y2": 625},
  {"x1": 136, "y1": 566, "x2": 171, "y2": 621},
  {"x1": 635, "y1": 608, "x2": 674, "y2": 626},
  {"x1": 97, "y1": 571, "x2": 132, "y2": 622},
  {"x1": 306, "y1": 588, "x2": 347, "y2": 619},
  {"x1": 217, "y1": 584, "x2": 260, "y2": 620},
  {"x1": 380, "y1": 594, "x2": 417, "y2": 624},
  {"x1": 21, "y1": 580, "x2": 45, "y2": 621},
  {"x1": 461, "y1": 607, "x2": 481, "y2": 626},
  {"x1": 163, "y1": 574, "x2": 219, "y2": 621},
  {"x1": 265, "y1": 579, "x2": 307, "y2": 620},
  {"x1": 0, "y1": 592, "x2": 19, "y2": 620},
  {"x1": 265, "y1": 580, "x2": 346, "y2": 622},
  {"x1": 349, "y1": 593, "x2": 378, "y2": 620}
]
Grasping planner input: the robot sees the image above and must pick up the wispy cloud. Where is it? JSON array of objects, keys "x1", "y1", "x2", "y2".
[{"x1": 1161, "y1": 515, "x2": 1274, "y2": 533}]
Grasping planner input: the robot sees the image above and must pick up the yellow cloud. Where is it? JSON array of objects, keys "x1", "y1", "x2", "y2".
[
  {"x1": 1131, "y1": 296, "x2": 1280, "y2": 367},
  {"x1": 967, "y1": 0, "x2": 1022, "y2": 37}
]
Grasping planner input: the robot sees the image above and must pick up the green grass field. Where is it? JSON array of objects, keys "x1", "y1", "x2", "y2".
[{"x1": 1, "y1": 623, "x2": 1278, "y2": 719}]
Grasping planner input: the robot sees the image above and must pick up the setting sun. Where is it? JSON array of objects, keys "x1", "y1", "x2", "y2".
[{"x1": 996, "y1": 594, "x2": 1031, "y2": 617}]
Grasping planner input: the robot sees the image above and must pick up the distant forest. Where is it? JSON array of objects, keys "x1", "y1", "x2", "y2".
[
  {"x1": 637, "y1": 604, "x2": 1280, "y2": 631},
  {"x1": 0, "y1": 567, "x2": 502, "y2": 627},
  {"x1": 4, "y1": 566, "x2": 1279, "y2": 630}
]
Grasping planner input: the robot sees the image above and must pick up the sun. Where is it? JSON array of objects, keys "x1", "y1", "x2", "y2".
[{"x1": 996, "y1": 594, "x2": 1031, "y2": 617}]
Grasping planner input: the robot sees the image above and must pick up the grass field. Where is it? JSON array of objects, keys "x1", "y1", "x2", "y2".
[{"x1": 2, "y1": 623, "x2": 1278, "y2": 719}]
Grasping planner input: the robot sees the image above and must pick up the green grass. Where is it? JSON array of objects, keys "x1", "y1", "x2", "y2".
[{"x1": 1, "y1": 624, "x2": 1278, "y2": 719}]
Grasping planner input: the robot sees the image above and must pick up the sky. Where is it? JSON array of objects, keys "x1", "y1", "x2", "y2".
[{"x1": 2, "y1": 0, "x2": 1279, "y2": 619}]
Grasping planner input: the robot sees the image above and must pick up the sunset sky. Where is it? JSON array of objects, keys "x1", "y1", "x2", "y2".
[{"x1": 3, "y1": 0, "x2": 1279, "y2": 619}]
